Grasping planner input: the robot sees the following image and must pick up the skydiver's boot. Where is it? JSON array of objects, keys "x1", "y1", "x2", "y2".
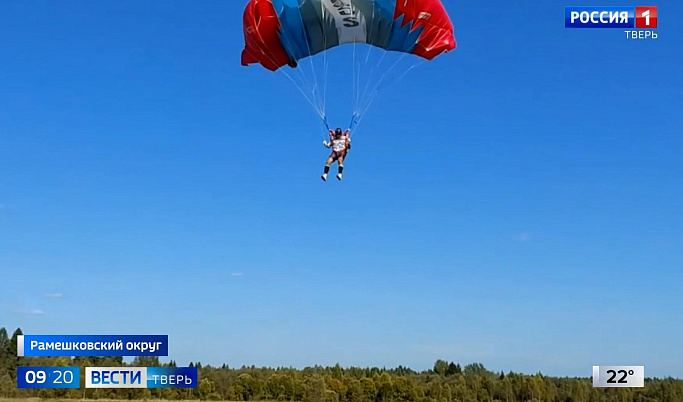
[
  {"x1": 321, "y1": 165, "x2": 330, "y2": 181},
  {"x1": 337, "y1": 165, "x2": 343, "y2": 181}
]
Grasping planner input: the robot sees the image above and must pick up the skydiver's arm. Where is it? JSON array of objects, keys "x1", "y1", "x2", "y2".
[{"x1": 323, "y1": 130, "x2": 334, "y2": 147}]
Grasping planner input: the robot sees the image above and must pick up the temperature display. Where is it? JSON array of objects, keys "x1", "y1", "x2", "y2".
[{"x1": 592, "y1": 366, "x2": 644, "y2": 388}]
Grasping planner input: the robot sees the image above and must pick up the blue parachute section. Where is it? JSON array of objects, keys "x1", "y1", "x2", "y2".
[{"x1": 271, "y1": 0, "x2": 427, "y2": 63}]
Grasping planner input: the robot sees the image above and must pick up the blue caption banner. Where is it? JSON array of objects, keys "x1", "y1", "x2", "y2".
[
  {"x1": 17, "y1": 366, "x2": 80, "y2": 388},
  {"x1": 147, "y1": 367, "x2": 198, "y2": 388},
  {"x1": 18, "y1": 335, "x2": 168, "y2": 356},
  {"x1": 565, "y1": 7, "x2": 635, "y2": 28}
]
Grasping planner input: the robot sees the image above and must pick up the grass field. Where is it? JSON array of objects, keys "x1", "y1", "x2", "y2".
[
  {"x1": 0, "y1": 399, "x2": 232, "y2": 402},
  {"x1": 0, "y1": 399, "x2": 261, "y2": 402},
  {"x1": 0, "y1": 400, "x2": 242, "y2": 402}
]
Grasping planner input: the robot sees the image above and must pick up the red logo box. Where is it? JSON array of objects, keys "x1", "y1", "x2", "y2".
[{"x1": 636, "y1": 6, "x2": 658, "y2": 28}]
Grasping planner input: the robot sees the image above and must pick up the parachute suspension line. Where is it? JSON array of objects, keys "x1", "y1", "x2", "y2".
[
  {"x1": 356, "y1": 48, "x2": 388, "y2": 118},
  {"x1": 255, "y1": 43, "x2": 320, "y2": 117},
  {"x1": 389, "y1": 58, "x2": 425, "y2": 88},
  {"x1": 317, "y1": 3, "x2": 331, "y2": 140},
  {"x1": 279, "y1": 70, "x2": 320, "y2": 113},
  {"x1": 322, "y1": 5, "x2": 330, "y2": 129},
  {"x1": 349, "y1": 47, "x2": 388, "y2": 132},
  {"x1": 274, "y1": 36, "x2": 328, "y2": 128},
  {"x1": 353, "y1": 52, "x2": 423, "y2": 132},
  {"x1": 295, "y1": 7, "x2": 326, "y2": 121},
  {"x1": 356, "y1": 53, "x2": 408, "y2": 123},
  {"x1": 275, "y1": 39, "x2": 317, "y2": 105},
  {"x1": 321, "y1": 114, "x2": 331, "y2": 135},
  {"x1": 253, "y1": 41, "x2": 330, "y2": 135},
  {"x1": 257, "y1": 9, "x2": 324, "y2": 125},
  {"x1": 353, "y1": 47, "x2": 363, "y2": 130},
  {"x1": 352, "y1": 37, "x2": 358, "y2": 130},
  {"x1": 351, "y1": 1, "x2": 377, "y2": 133},
  {"x1": 354, "y1": 41, "x2": 363, "y2": 129},
  {"x1": 276, "y1": 35, "x2": 313, "y2": 94}
]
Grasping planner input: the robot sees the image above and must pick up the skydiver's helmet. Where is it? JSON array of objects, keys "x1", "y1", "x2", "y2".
[{"x1": 335, "y1": 128, "x2": 343, "y2": 138}]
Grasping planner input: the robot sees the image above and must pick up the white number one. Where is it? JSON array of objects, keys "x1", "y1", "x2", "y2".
[{"x1": 642, "y1": 9, "x2": 651, "y2": 26}]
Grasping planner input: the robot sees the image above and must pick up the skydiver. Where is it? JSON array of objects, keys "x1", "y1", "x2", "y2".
[{"x1": 321, "y1": 127, "x2": 351, "y2": 181}]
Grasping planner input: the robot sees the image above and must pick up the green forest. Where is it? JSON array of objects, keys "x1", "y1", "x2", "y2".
[{"x1": 1, "y1": 327, "x2": 682, "y2": 402}]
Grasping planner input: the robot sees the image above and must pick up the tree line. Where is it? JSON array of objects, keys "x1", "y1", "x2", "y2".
[{"x1": 1, "y1": 327, "x2": 682, "y2": 402}]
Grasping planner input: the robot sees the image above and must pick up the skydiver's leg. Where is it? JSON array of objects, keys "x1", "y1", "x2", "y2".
[
  {"x1": 321, "y1": 156, "x2": 334, "y2": 181},
  {"x1": 336, "y1": 155, "x2": 345, "y2": 180}
]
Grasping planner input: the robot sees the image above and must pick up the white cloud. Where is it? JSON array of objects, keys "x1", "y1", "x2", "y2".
[
  {"x1": 19, "y1": 309, "x2": 45, "y2": 315},
  {"x1": 231, "y1": 272, "x2": 244, "y2": 277},
  {"x1": 45, "y1": 293, "x2": 63, "y2": 299}
]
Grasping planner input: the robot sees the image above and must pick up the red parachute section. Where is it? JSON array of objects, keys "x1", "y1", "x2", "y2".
[
  {"x1": 395, "y1": 0, "x2": 456, "y2": 60},
  {"x1": 241, "y1": 0, "x2": 290, "y2": 71}
]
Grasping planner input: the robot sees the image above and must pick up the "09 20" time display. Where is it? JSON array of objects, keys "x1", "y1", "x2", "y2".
[{"x1": 17, "y1": 367, "x2": 80, "y2": 389}]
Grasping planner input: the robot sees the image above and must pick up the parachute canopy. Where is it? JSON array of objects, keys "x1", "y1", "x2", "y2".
[{"x1": 242, "y1": 0, "x2": 456, "y2": 71}]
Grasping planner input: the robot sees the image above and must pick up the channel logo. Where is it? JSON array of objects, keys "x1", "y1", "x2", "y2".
[
  {"x1": 85, "y1": 367, "x2": 197, "y2": 388},
  {"x1": 565, "y1": 6, "x2": 657, "y2": 28},
  {"x1": 86, "y1": 368, "x2": 146, "y2": 388},
  {"x1": 147, "y1": 367, "x2": 198, "y2": 388},
  {"x1": 635, "y1": 6, "x2": 657, "y2": 28}
]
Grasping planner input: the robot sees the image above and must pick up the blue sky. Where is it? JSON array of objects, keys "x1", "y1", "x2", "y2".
[{"x1": 1, "y1": 0, "x2": 682, "y2": 378}]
